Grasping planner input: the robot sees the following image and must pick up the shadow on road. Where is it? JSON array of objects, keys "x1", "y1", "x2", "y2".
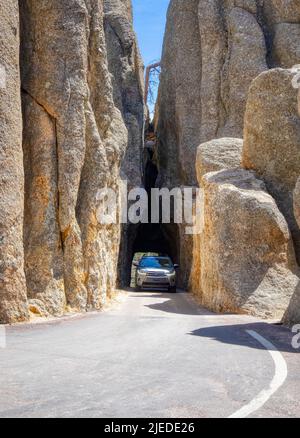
[
  {"x1": 137, "y1": 291, "x2": 219, "y2": 316},
  {"x1": 189, "y1": 322, "x2": 300, "y2": 354},
  {"x1": 144, "y1": 299, "x2": 215, "y2": 316}
]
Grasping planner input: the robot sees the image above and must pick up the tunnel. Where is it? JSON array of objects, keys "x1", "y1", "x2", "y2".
[
  {"x1": 132, "y1": 223, "x2": 179, "y2": 264},
  {"x1": 117, "y1": 125, "x2": 181, "y2": 288}
]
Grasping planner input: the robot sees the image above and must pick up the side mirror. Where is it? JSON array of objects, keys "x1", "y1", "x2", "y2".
[
  {"x1": 133, "y1": 261, "x2": 139, "y2": 267},
  {"x1": 174, "y1": 264, "x2": 179, "y2": 269}
]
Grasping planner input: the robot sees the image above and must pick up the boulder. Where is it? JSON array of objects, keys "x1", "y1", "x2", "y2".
[
  {"x1": 196, "y1": 138, "x2": 243, "y2": 184},
  {"x1": 197, "y1": 169, "x2": 299, "y2": 319},
  {"x1": 242, "y1": 68, "x2": 300, "y2": 263},
  {"x1": 283, "y1": 178, "x2": 300, "y2": 326},
  {"x1": 272, "y1": 24, "x2": 300, "y2": 68}
]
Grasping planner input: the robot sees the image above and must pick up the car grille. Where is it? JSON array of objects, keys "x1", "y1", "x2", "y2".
[
  {"x1": 146, "y1": 271, "x2": 166, "y2": 277},
  {"x1": 145, "y1": 276, "x2": 169, "y2": 284}
]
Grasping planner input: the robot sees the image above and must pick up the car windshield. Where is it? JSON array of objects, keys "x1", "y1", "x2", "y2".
[{"x1": 139, "y1": 257, "x2": 173, "y2": 269}]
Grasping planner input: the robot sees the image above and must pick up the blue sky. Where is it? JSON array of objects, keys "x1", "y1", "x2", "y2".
[
  {"x1": 132, "y1": 0, "x2": 169, "y2": 66},
  {"x1": 132, "y1": 0, "x2": 169, "y2": 115}
]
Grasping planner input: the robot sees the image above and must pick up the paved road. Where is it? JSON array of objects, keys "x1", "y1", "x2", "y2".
[{"x1": 0, "y1": 290, "x2": 299, "y2": 418}]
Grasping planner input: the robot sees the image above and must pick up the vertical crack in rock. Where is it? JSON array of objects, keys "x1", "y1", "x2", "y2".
[{"x1": 22, "y1": 89, "x2": 65, "y2": 317}]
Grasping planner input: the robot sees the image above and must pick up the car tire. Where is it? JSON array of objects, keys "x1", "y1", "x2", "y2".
[{"x1": 169, "y1": 286, "x2": 177, "y2": 293}]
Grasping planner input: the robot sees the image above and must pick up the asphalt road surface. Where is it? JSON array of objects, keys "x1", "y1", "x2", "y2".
[{"x1": 0, "y1": 290, "x2": 299, "y2": 418}]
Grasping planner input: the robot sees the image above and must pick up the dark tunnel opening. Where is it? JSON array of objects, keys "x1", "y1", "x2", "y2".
[
  {"x1": 117, "y1": 125, "x2": 181, "y2": 289},
  {"x1": 132, "y1": 223, "x2": 179, "y2": 264}
]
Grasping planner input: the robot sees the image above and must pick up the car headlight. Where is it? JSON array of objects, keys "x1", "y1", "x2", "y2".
[{"x1": 137, "y1": 270, "x2": 147, "y2": 276}]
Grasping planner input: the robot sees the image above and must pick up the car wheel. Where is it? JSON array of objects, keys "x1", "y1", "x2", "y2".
[{"x1": 169, "y1": 286, "x2": 177, "y2": 293}]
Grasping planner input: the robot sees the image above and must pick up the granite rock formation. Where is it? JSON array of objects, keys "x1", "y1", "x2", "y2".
[
  {"x1": 196, "y1": 138, "x2": 243, "y2": 184},
  {"x1": 104, "y1": 0, "x2": 144, "y2": 188},
  {"x1": 198, "y1": 169, "x2": 299, "y2": 319},
  {"x1": 104, "y1": 0, "x2": 145, "y2": 287},
  {"x1": 242, "y1": 68, "x2": 300, "y2": 264},
  {"x1": 0, "y1": 0, "x2": 29, "y2": 323},
  {"x1": 1, "y1": 0, "x2": 300, "y2": 326},
  {"x1": 0, "y1": 0, "x2": 143, "y2": 323},
  {"x1": 155, "y1": 0, "x2": 300, "y2": 322},
  {"x1": 156, "y1": 0, "x2": 300, "y2": 188},
  {"x1": 20, "y1": 0, "x2": 129, "y2": 315},
  {"x1": 295, "y1": 178, "x2": 300, "y2": 229}
]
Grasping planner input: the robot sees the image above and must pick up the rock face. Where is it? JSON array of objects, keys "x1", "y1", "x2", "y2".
[
  {"x1": 156, "y1": 0, "x2": 300, "y2": 187},
  {"x1": 281, "y1": 103, "x2": 300, "y2": 326},
  {"x1": 242, "y1": 68, "x2": 300, "y2": 263},
  {"x1": 154, "y1": 1, "x2": 300, "y2": 321},
  {"x1": 295, "y1": 179, "x2": 300, "y2": 229},
  {"x1": 189, "y1": 137, "x2": 243, "y2": 295},
  {"x1": 0, "y1": 1, "x2": 29, "y2": 323},
  {"x1": 197, "y1": 169, "x2": 299, "y2": 319},
  {"x1": 263, "y1": 1, "x2": 300, "y2": 68},
  {"x1": 0, "y1": 0, "x2": 143, "y2": 323},
  {"x1": 156, "y1": 0, "x2": 202, "y2": 188},
  {"x1": 1, "y1": 0, "x2": 299, "y2": 326},
  {"x1": 103, "y1": 0, "x2": 145, "y2": 287},
  {"x1": 196, "y1": 138, "x2": 243, "y2": 184},
  {"x1": 20, "y1": 0, "x2": 128, "y2": 313},
  {"x1": 104, "y1": 0, "x2": 144, "y2": 188}
]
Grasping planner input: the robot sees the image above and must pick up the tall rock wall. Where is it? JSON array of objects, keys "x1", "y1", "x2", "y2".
[
  {"x1": 20, "y1": 0, "x2": 128, "y2": 314},
  {"x1": 295, "y1": 178, "x2": 300, "y2": 229},
  {"x1": 242, "y1": 68, "x2": 300, "y2": 263},
  {"x1": 156, "y1": 0, "x2": 300, "y2": 188},
  {"x1": 188, "y1": 67, "x2": 300, "y2": 322},
  {"x1": 154, "y1": 0, "x2": 300, "y2": 307},
  {"x1": 104, "y1": 0, "x2": 144, "y2": 188},
  {"x1": 103, "y1": 0, "x2": 145, "y2": 287},
  {"x1": 0, "y1": 0, "x2": 143, "y2": 323},
  {"x1": 283, "y1": 174, "x2": 300, "y2": 326},
  {"x1": 274, "y1": 87, "x2": 300, "y2": 327},
  {"x1": 0, "y1": 1, "x2": 29, "y2": 323}
]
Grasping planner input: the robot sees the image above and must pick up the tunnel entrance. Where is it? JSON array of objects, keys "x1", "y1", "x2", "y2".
[
  {"x1": 118, "y1": 123, "x2": 181, "y2": 289},
  {"x1": 129, "y1": 223, "x2": 180, "y2": 289},
  {"x1": 131, "y1": 124, "x2": 180, "y2": 286}
]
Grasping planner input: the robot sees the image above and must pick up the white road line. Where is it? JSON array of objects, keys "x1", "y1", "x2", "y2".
[{"x1": 228, "y1": 329, "x2": 288, "y2": 419}]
